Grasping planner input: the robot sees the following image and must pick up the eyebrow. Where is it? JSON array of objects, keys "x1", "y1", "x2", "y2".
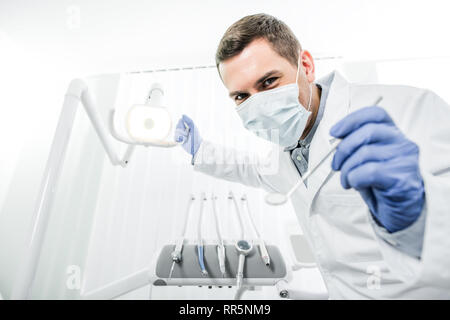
[{"x1": 228, "y1": 70, "x2": 280, "y2": 98}]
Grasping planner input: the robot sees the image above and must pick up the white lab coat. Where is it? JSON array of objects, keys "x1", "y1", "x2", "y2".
[{"x1": 193, "y1": 71, "x2": 450, "y2": 299}]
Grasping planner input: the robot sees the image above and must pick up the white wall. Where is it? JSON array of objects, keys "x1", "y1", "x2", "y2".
[{"x1": 1, "y1": 0, "x2": 450, "y2": 299}]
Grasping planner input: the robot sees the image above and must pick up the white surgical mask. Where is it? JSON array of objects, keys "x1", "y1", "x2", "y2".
[{"x1": 236, "y1": 58, "x2": 313, "y2": 147}]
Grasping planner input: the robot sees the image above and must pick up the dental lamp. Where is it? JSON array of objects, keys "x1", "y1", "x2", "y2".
[
  {"x1": 11, "y1": 78, "x2": 180, "y2": 299},
  {"x1": 109, "y1": 82, "x2": 180, "y2": 148}
]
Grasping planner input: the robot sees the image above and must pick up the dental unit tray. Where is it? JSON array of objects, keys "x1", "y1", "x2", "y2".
[{"x1": 153, "y1": 241, "x2": 287, "y2": 287}]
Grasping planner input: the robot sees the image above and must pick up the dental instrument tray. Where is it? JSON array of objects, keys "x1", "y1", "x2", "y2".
[{"x1": 152, "y1": 241, "x2": 287, "y2": 287}]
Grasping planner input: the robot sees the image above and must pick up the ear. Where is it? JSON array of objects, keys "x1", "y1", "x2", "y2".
[{"x1": 300, "y1": 50, "x2": 316, "y2": 83}]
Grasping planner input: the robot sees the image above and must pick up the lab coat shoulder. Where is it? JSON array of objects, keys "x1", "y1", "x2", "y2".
[
  {"x1": 349, "y1": 83, "x2": 450, "y2": 171},
  {"x1": 350, "y1": 83, "x2": 450, "y2": 288},
  {"x1": 192, "y1": 139, "x2": 299, "y2": 194},
  {"x1": 349, "y1": 82, "x2": 432, "y2": 121}
]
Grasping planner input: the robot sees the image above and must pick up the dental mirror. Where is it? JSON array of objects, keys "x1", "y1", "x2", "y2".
[
  {"x1": 265, "y1": 192, "x2": 289, "y2": 206},
  {"x1": 265, "y1": 138, "x2": 341, "y2": 206}
]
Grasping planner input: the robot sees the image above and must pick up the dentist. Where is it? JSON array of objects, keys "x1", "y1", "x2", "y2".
[{"x1": 175, "y1": 13, "x2": 450, "y2": 298}]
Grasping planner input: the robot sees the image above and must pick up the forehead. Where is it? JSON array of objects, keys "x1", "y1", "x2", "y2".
[{"x1": 219, "y1": 38, "x2": 294, "y2": 91}]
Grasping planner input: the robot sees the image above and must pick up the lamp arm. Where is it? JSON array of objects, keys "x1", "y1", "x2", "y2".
[
  {"x1": 11, "y1": 78, "x2": 133, "y2": 299},
  {"x1": 80, "y1": 267, "x2": 153, "y2": 300},
  {"x1": 75, "y1": 80, "x2": 135, "y2": 167}
]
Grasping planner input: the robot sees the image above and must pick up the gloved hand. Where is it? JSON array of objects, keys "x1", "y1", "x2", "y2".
[
  {"x1": 174, "y1": 114, "x2": 202, "y2": 156},
  {"x1": 330, "y1": 106, "x2": 425, "y2": 233}
]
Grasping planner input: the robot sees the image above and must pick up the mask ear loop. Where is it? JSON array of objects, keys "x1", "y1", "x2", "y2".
[{"x1": 307, "y1": 83, "x2": 313, "y2": 112}]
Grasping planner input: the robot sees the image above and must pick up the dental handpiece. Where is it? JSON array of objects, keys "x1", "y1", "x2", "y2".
[
  {"x1": 197, "y1": 192, "x2": 208, "y2": 276},
  {"x1": 211, "y1": 193, "x2": 226, "y2": 277},
  {"x1": 197, "y1": 244, "x2": 207, "y2": 276},
  {"x1": 169, "y1": 194, "x2": 195, "y2": 279},
  {"x1": 169, "y1": 236, "x2": 184, "y2": 279},
  {"x1": 228, "y1": 191, "x2": 245, "y2": 240},
  {"x1": 241, "y1": 194, "x2": 270, "y2": 266}
]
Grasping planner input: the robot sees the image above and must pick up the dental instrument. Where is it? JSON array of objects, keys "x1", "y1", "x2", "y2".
[
  {"x1": 235, "y1": 240, "x2": 253, "y2": 290},
  {"x1": 241, "y1": 194, "x2": 270, "y2": 266},
  {"x1": 175, "y1": 114, "x2": 201, "y2": 157},
  {"x1": 211, "y1": 193, "x2": 226, "y2": 277},
  {"x1": 265, "y1": 96, "x2": 383, "y2": 206},
  {"x1": 228, "y1": 191, "x2": 245, "y2": 240},
  {"x1": 229, "y1": 191, "x2": 254, "y2": 298},
  {"x1": 197, "y1": 192, "x2": 208, "y2": 276},
  {"x1": 265, "y1": 139, "x2": 341, "y2": 205},
  {"x1": 169, "y1": 194, "x2": 196, "y2": 279}
]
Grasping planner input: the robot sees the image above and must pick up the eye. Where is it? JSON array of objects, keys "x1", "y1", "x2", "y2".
[
  {"x1": 262, "y1": 77, "x2": 278, "y2": 88},
  {"x1": 234, "y1": 93, "x2": 249, "y2": 104}
]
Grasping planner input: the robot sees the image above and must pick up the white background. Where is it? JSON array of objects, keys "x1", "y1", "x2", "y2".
[{"x1": 1, "y1": 0, "x2": 450, "y2": 299}]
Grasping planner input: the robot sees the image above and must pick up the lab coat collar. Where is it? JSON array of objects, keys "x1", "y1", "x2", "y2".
[{"x1": 304, "y1": 71, "x2": 351, "y2": 210}]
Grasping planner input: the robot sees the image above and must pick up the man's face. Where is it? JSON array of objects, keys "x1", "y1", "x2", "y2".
[{"x1": 219, "y1": 38, "x2": 314, "y2": 107}]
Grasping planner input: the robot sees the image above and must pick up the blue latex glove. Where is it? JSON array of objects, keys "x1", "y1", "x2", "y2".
[
  {"x1": 174, "y1": 114, "x2": 202, "y2": 156},
  {"x1": 330, "y1": 106, "x2": 425, "y2": 233}
]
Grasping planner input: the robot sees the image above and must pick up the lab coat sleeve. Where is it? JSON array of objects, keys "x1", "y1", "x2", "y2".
[
  {"x1": 372, "y1": 90, "x2": 450, "y2": 288},
  {"x1": 192, "y1": 140, "x2": 278, "y2": 192}
]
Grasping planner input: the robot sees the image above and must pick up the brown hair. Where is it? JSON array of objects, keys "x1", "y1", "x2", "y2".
[{"x1": 215, "y1": 13, "x2": 301, "y2": 72}]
